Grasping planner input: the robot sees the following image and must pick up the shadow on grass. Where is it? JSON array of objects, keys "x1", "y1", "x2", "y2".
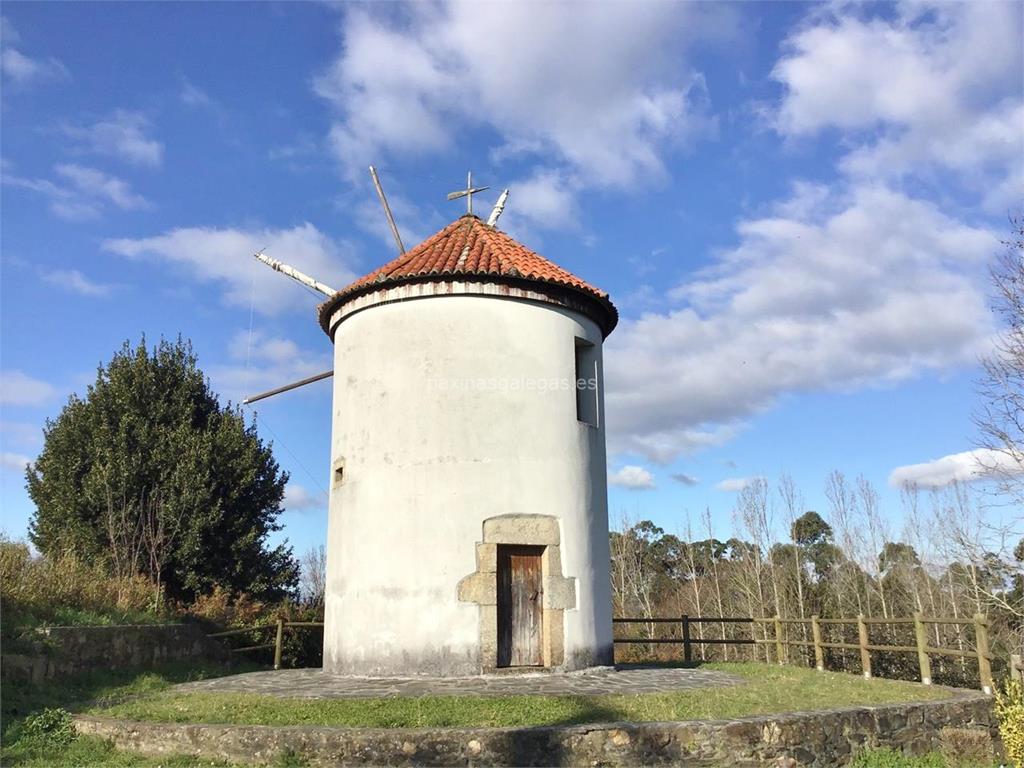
[
  {"x1": 614, "y1": 660, "x2": 705, "y2": 670},
  {"x1": 1, "y1": 659, "x2": 263, "y2": 766}
]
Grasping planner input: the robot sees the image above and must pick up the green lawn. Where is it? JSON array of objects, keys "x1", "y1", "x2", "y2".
[
  {"x1": 90, "y1": 662, "x2": 950, "y2": 729},
  {"x1": 1, "y1": 660, "x2": 260, "y2": 767},
  {"x1": 1, "y1": 661, "x2": 963, "y2": 767}
]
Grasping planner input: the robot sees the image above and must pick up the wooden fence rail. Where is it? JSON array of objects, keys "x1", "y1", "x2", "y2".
[
  {"x1": 210, "y1": 613, "x2": 995, "y2": 693},
  {"x1": 209, "y1": 619, "x2": 324, "y2": 670},
  {"x1": 613, "y1": 612, "x2": 994, "y2": 693}
]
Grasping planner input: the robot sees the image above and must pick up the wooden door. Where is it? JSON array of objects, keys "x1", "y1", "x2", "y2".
[{"x1": 497, "y1": 545, "x2": 544, "y2": 667}]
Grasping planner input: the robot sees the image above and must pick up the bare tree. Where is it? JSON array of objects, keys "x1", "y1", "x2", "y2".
[
  {"x1": 103, "y1": 479, "x2": 145, "y2": 607},
  {"x1": 901, "y1": 483, "x2": 943, "y2": 646},
  {"x1": 735, "y1": 478, "x2": 778, "y2": 660},
  {"x1": 825, "y1": 470, "x2": 868, "y2": 616},
  {"x1": 610, "y1": 512, "x2": 660, "y2": 644},
  {"x1": 300, "y1": 545, "x2": 327, "y2": 606},
  {"x1": 976, "y1": 217, "x2": 1024, "y2": 503},
  {"x1": 140, "y1": 488, "x2": 187, "y2": 605},
  {"x1": 702, "y1": 506, "x2": 730, "y2": 660},
  {"x1": 779, "y1": 474, "x2": 810, "y2": 653},
  {"x1": 857, "y1": 475, "x2": 891, "y2": 617},
  {"x1": 680, "y1": 511, "x2": 707, "y2": 659}
]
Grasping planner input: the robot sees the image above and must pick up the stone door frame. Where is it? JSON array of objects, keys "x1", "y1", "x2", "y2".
[{"x1": 457, "y1": 514, "x2": 577, "y2": 672}]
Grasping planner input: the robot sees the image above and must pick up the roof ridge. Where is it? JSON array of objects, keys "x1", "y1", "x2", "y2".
[{"x1": 454, "y1": 216, "x2": 476, "y2": 272}]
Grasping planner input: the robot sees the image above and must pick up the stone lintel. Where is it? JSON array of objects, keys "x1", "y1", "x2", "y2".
[{"x1": 482, "y1": 515, "x2": 559, "y2": 546}]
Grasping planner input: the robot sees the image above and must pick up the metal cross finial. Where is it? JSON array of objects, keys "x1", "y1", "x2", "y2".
[{"x1": 446, "y1": 171, "x2": 490, "y2": 216}]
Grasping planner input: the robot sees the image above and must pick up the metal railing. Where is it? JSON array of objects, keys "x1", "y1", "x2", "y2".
[{"x1": 613, "y1": 612, "x2": 995, "y2": 693}]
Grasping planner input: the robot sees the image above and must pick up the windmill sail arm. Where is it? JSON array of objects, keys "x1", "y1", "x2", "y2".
[
  {"x1": 254, "y1": 252, "x2": 335, "y2": 297},
  {"x1": 487, "y1": 189, "x2": 510, "y2": 227}
]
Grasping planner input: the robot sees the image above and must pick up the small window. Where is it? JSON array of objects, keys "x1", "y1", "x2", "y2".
[
  {"x1": 333, "y1": 458, "x2": 346, "y2": 487},
  {"x1": 575, "y1": 338, "x2": 598, "y2": 426}
]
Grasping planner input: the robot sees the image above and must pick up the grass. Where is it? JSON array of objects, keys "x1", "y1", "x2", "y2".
[
  {"x1": 0, "y1": 660, "x2": 262, "y2": 767},
  {"x1": 851, "y1": 747, "x2": 998, "y2": 768},
  {"x1": 89, "y1": 662, "x2": 951, "y2": 729},
  {"x1": 0, "y1": 661, "x2": 962, "y2": 767}
]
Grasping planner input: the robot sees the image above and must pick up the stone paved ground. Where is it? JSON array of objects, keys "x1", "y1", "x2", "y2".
[{"x1": 175, "y1": 665, "x2": 744, "y2": 699}]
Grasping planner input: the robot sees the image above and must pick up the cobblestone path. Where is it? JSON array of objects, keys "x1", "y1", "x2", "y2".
[{"x1": 175, "y1": 665, "x2": 744, "y2": 699}]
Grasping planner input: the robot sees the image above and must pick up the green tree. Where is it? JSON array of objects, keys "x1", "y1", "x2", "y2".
[
  {"x1": 791, "y1": 511, "x2": 832, "y2": 548},
  {"x1": 27, "y1": 338, "x2": 298, "y2": 602}
]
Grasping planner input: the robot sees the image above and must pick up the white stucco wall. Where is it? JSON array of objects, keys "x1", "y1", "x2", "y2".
[{"x1": 323, "y1": 289, "x2": 612, "y2": 676}]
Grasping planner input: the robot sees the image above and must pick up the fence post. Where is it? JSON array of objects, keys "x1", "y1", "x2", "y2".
[
  {"x1": 681, "y1": 614, "x2": 692, "y2": 663},
  {"x1": 773, "y1": 615, "x2": 785, "y2": 665},
  {"x1": 811, "y1": 615, "x2": 824, "y2": 672},
  {"x1": 273, "y1": 618, "x2": 284, "y2": 671},
  {"x1": 913, "y1": 612, "x2": 932, "y2": 685},
  {"x1": 1012, "y1": 654, "x2": 1023, "y2": 684},
  {"x1": 857, "y1": 614, "x2": 872, "y2": 679},
  {"x1": 974, "y1": 614, "x2": 993, "y2": 694}
]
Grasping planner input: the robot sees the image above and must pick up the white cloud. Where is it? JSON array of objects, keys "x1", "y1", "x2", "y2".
[
  {"x1": 0, "y1": 421, "x2": 41, "y2": 449},
  {"x1": 888, "y1": 449, "x2": 1024, "y2": 490},
  {"x1": 1, "y1": 17, "x2": 68, "y2": 87},
  {"x1": 179, "y1": 79, "x2": 212, "y2": 108},
  {"x1": 671, "y1": 473, "x2": 699, "y2": 486},
  {"x1": 0, "y1": 371, "x2": 56, "y2": 406},
  {"x1": 0, "y1": 451, "x2": 31, "y2": 472},
  {"x1": 499, "y1": 170, "x2": 580, "y2": 233},
  {"x1": 102, "y1": 223, "x2": 357, "y2": 315},
  {"x1": 2, "y1": 163, "x2": 150, "y2": 220},
  {"x1": 315, "y1": 2, "x2": 727, "y2": 226},
  {"x1": 60, "y1": 110, "x2": 163, "y2": 167},
  {"x1": 605, "y1": 183, "x2": 997, "y2": 462},
  {"x1": 209, "y1": 329, "x2": 332, "y2": 404},
  {"x1": 772, "y1": 3, "x2": 1023, "y2": 209},
  {"x1": 346, "y1": 178, "x2": 436, "y2": 255},
  {"x1": 608, "y1": 465, "x2": 655, "y2": 490},
  {"x1": 40, "y1": 268, "x2": 117, "y2": 297},
  {"x1": 283, "y1": 483, "x2": 327, "y2": 513},
  {"x1": 716, "y1": 476, "x2": 759, "y2": 492},
  {"x1": 55, "y1": 164, "x2": 150, "y2": 210}
]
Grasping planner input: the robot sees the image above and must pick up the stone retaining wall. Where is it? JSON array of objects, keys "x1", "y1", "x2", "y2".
[
  {"x1": 74, "y1": 691, "x2": 996, "y2": 767},
  {"x1": 3, "y1": 624, "x2": 227, "y2": 683}
]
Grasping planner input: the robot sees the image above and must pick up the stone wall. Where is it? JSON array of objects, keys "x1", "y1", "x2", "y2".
[
  {"x1": 74, "y1": 691, "x2": 996, "y2": 767},
  {"x1": 3, "y1": 624, "x2": 227, "y2": 683}
]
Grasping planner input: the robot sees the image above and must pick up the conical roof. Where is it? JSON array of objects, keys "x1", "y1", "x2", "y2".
[{"x1": 318, "y1": 215, "x2": 617, "y2": 335}]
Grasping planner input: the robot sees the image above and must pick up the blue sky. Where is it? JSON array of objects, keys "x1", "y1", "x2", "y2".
[{"x1": 1, "y1": 2, "x2": 1021, "y2": 560}]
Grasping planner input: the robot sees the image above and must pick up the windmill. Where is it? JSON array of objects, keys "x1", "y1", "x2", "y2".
[{"x1": 243, "y1": 170, "x2": 510, "y2": 405}]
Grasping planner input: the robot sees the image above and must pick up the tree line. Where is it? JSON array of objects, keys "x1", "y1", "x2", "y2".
[{"x1": 610, "y1": 473, "x2": 1023, "y2": 684}]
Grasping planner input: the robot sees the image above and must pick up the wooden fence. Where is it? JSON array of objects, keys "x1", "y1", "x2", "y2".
[
  {"x1": 208, "y1": 613, "x2": 997, "y2": 694},
  {"x1": 208, "y1": 619, "x2": 323, "y2": 670},
  {"x1": 614, "y1": 612, "x2": 995, "y2": 693}
]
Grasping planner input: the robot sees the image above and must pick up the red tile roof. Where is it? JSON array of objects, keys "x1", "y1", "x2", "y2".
[
  {"x1": 319, "y1": 215, "x2": 617, "y2": 334},
  {"x1": 348, "y1": 215, "x2": 609, "y2": 299}
]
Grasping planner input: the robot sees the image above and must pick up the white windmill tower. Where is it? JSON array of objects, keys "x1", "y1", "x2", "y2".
[{"x1": 254, "y1": 172, "x2": 618, "y2": 676}]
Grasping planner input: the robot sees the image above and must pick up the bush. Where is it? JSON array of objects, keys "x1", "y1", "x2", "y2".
[
  {"x1": 180, "y1": 588, "x2": 323, "y2": 669},
  {"x1": 276, "y1": 602, "x2": 323, "y2": 669},
  {"x1": 17, "y1": 707, "x2": 77, "y2": 749},
  {"x1": 996, "y1": 676, "x2": 1024, "y2": 768},
  {"x1": 183, "y1": 585, "x2": 267, "y2": 628},
  {"x1": 0, "y1": 537, "x2": 165, "y2": 638}
]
